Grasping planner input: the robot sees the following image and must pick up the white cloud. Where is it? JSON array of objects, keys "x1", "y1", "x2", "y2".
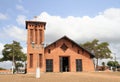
[
  {"x1": 16, "y1": 15, "x2": 26, "y2": 25},
  {"x1": 2, "y1": 25, "x2": 26, "y2": 41},
  {"x1": 103, "y1": 8, "x2": 120, "y2": 21},
  {"x1": 0, "y1": 13, "x2": 8, "y2": 20},
  {"x1": 1, "y1": 8, "x2": 120, "y2": 66},
  {"x1": 35, "y1": 8, "x2": 120, "y2": 44},
  {"x1": 16, "y1": 4, "x2": 28, "y2": 13},
  {"x1": 32, "y1": 8, "x2": 120, "y2": 64}
]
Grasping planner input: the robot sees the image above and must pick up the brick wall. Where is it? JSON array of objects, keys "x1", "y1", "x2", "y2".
[
  {"x1": 44, "y1": 38, "x2": 95, "y2": 72},
  {"x1": 26, "y1": 21, "x2": 95, "y2": 73}
]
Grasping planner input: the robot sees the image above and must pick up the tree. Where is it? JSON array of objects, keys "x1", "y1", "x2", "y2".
[
  {"x1": 107, "y1": 61, "x2": 114, "y2": 67},
  {"x1": 81, "y1": 39, "x2": 112, "y2": 70},
  {"x1": 107, "y1": 61, "x2": 119, "y2": 71},
  {"x1": 16, "y1": 62, "x2": 24, "y2": 72},
  {"x1": 102, "y1": 62, "x2": 106, "y2": 71},
  {"x1": 114, "y1": 61, "x2": 119, "y2": 67},
  {"x1": 0, "y1": 41, "x2": 26, "y2": 72},
  {"x1": 0, "y1": 67, "x2": 6, "y2": 70}
]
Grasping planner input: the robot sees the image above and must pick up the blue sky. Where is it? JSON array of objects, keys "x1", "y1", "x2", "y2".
[
  {"x1": 0, "y1": 0, "x2": 120, "y2": 69},
  {"x1": 0, "y1": 0, "x2": 120, "y2": 25},
  {"x1": 1, "y1": 0, "x2": 120, "y2": 18},
  {"x1": 0, "y1": 0, "x2": 120, "y2": 31}
]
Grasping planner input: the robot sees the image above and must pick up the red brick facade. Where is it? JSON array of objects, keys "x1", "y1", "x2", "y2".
[{"x1": 26, "y1": 21, "x2": 95, "y2": 73}]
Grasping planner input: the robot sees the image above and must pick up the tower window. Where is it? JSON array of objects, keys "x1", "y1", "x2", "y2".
[
  {"x1": 40, "y1": 25, "x2": 43, "y2": 27},
  {"x1": 35, "y1": 25, "x2": 37, "y2": 27},
  {"x1": 39, "y1": 54, "x2": 42, "y2": 68},
  {"x1": 39, "y1": 29, "x2": 42, "y2": 44},
  {"x1": 48, "y1": 49, "x2": 51, "y2": 54},
  {"x1": 30, "y1": 54, "x2": 33, "y2": 68},
  {"x1": 30, "y1": 29, "x2": 33, "y2": 43},
  {"x1": 35, "y1": 29, "x2": 37, "y2": 44}
]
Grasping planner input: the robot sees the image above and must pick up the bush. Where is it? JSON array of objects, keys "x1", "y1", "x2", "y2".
[{"x1": 0, "y1": 67, "x2": 6, "y2": 70}]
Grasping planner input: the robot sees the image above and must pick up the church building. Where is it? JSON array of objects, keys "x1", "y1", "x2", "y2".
[{"x1": 26, "y1": 20, "x2": 95, "y2": 73}]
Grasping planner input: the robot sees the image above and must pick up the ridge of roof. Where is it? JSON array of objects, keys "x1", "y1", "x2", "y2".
[{"x1": 45, "y1": 35, "x2": 95, "y2": 58}]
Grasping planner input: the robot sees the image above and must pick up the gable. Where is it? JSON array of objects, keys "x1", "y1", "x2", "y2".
[{"x1": 45, "y1": 36, "x2": 94, "y2": 58}]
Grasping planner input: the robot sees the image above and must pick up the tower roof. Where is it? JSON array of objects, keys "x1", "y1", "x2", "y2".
[{"x1": 25, "y1": 21, "x2": 46, "y2": 29}]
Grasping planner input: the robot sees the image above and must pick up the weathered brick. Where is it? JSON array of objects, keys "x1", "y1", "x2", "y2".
[{"x1": 26, "y1": 21, "x2": 95, "y2": 73}]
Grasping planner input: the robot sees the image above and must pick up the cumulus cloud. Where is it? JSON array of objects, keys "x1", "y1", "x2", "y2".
[
  {"x1": 16, "y1": 15, "x2": 26, "y2": 25},
  {"x1": 0, "y1": 13, "x2": 8, "y2": 20},
  {"x1": 2, "y1": 25, "x2": 26, "y2": 41},
  {"x1": 34, "y1": 8, "x2": 120, "y2": 45},
  {"x1": 32, "y1": 8, "x2": 120, "y2": 63},
  {"x1": 1, "y1": 8, "x2": 120, "y2": 66}
]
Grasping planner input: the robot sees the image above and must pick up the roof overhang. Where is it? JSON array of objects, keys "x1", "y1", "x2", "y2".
[{"x1": 26, "y1": 21, "x2": 46, "y2": 29}]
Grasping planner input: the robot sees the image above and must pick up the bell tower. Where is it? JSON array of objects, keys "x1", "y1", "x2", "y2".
[{"x1": 26, "y1": 20, "x2": 46, "y2": 73}]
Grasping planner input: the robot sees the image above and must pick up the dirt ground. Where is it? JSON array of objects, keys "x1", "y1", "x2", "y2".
[{"x1": 0, "y1": 72, "x2": 120, "y2": 82}]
